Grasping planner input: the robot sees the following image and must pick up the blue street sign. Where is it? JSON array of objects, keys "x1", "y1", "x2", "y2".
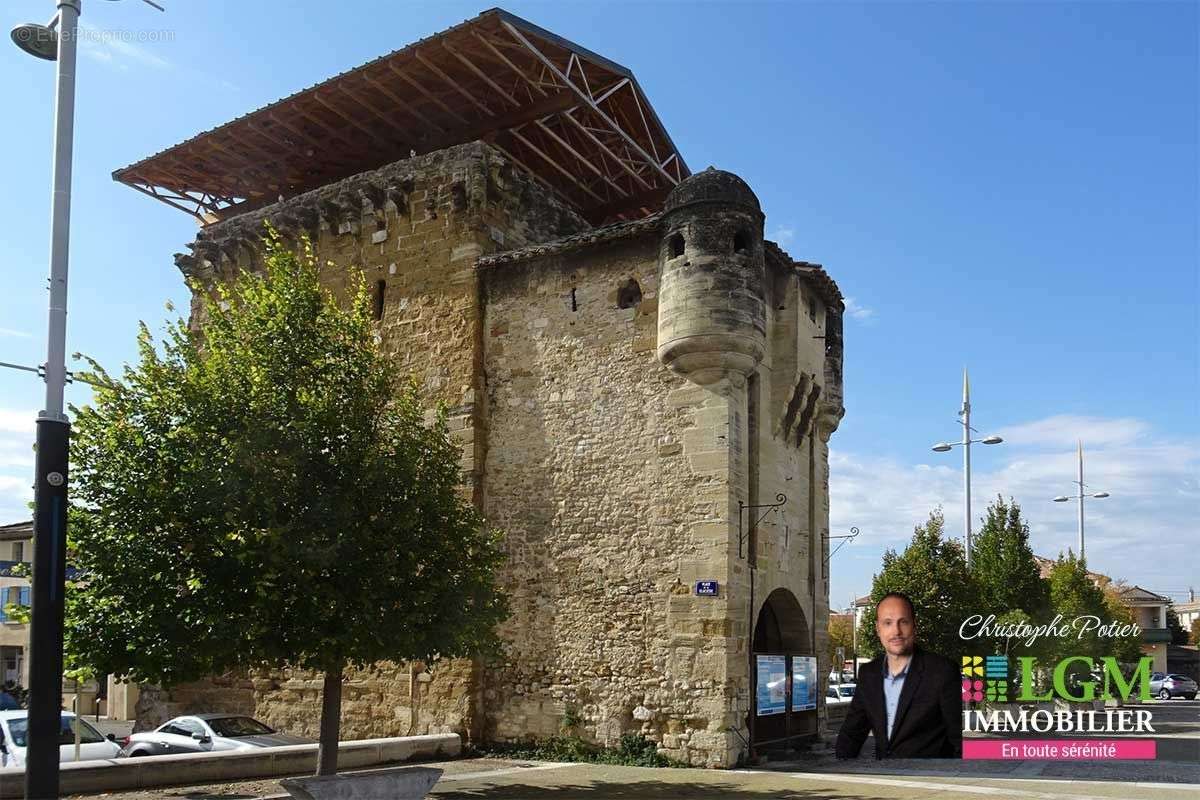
[{"x1": 695, "y1": 580, "x2": 719, "y2": 596}]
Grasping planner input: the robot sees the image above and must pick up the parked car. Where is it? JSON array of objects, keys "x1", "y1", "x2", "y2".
[
  {"x1": 121, "y1": 714, "x2": 313, "y2": 757},
  {"x1": 827, "y1": 670, "x2": 855, "y2": 684},
  {"x1": 826, "y1": 683, "x2": 856, "y2": 705},
  {"x1": 0, "y1": 710, "x2": 122, "y2": 767},
  {"x1": 1149, "y1": 673, "x2": 1198, "y2": 700}
]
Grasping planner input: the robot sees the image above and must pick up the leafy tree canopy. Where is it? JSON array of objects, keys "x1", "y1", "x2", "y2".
[
  {"x1": 970, "y1": 495, "x2": 1048, "y2": 620},
  {"x1": 857, "y1": 508, "x2": 975, "y2": 661},
  {"x1": 65, "y1": 230, "x2": 507, "y2": 690}
]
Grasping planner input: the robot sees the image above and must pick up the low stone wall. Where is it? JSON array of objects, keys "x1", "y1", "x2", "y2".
[
  {"x1": 0, "y1": 733, "x2": 459, "y2": 798},
  {"x1": 136, "y1": 661, "x2": 477, "y2": 741}
]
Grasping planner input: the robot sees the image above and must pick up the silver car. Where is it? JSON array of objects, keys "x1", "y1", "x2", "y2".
[
  {"x1": 121, "y1": 714, "x2": 312, "y2": 757},
  {"x1": 1149, "y1": 672, "x2": 1198, "y2": 700}
]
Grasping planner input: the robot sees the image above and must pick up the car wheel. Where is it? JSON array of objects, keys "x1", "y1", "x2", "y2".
[
  {"x1": 127, "y1": 748, "x2": 153, "y2": 758},
  {"x1": 1186, "y1": 694, "x2": 1197, "y2": 700},
  {"x1": 1157, "y1": 688, "x2": 1171, "y2": 700}
]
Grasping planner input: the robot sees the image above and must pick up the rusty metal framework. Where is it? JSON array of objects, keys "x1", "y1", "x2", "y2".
[{"x1": 113, "y1": 8, "x2": 689, "y2": 224}]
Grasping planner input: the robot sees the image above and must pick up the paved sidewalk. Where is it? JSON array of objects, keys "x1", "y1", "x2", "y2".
[{"x1": 55, "y1": 755, "x2": 1200, "y2": 800}]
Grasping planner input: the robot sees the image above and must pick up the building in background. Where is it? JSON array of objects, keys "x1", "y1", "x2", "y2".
[
  {"x1": 1175, "y1": 589, "x2": 1200, "y2": 633},
  {"x1": 0, "y1": 521, "x2": 32, "y2": 688},
  {"x1": 112, "y1": 8, "x2": 844, "y2": 766}
]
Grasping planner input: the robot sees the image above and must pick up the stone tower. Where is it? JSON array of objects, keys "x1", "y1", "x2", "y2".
[
  {"x1": 115, "y1": 9, "x2": 845, "y2": 770},
  {"x1": 657, "y1": 168, "x2": 767, "y2": 384}
]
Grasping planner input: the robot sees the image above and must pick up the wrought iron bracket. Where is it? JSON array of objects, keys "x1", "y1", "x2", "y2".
[
  {"x1": 737, "y1": 493, "x2": 786, "y2": 559},
  {"x1": 823, "y1": 526, "x2": 860, "y2": 565}
]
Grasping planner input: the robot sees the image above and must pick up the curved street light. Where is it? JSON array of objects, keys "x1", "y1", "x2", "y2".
[
  {"x1": 1052, "y1": 441, "x2": 1110, "y2": 561},
  {"x1": 930, "y1": 370, "x2": 1004, "y2": 568}
]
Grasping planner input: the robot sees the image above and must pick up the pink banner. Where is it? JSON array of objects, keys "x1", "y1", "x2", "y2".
[{"x1": 963, "y1": 739, "x2": 1156, "y2": 760}]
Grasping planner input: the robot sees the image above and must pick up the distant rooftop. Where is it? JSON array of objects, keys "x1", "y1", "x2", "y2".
[
  {"x1": 0, "y1": 521, "x2": 32, "y2": 542},
  {"x1": 114, "y1": 8, "x2": 688, "y2": 225}
]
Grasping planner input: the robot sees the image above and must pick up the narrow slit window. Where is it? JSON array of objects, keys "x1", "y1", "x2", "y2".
[
  {"x1": 373, "y1": 280, "x2": 386, "y2": 321},
  {"x1": 669, "y1": 233, "x2": 685, "y2": 258},
  {"x1": 570, "y1": 288, "x2": 578, "y2": 312}
]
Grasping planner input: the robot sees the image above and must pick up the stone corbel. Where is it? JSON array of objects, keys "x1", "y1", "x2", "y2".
[
  {"x1": 816, "y1": 404, "x2": 845, "y2": 444},
  {"x1": 780, "y1": 372, "x2": 812, "y2": 440}
]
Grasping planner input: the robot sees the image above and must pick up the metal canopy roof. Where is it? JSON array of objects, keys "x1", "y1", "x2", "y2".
[{"x1": 113, "y1": 8, "x2": 690, "y2": 225}]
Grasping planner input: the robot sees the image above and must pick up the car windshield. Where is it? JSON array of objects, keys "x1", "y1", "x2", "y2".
[
  {"x1": 206, "y1": 717, "x2": 274, "y2": 737},
  {"x1": 1169, "y1": 675, "x2": 1191, "y2": 681},
  {"x1": 839, "y1": 686, "x2": 855, "y2": 697},
  {"x1": 5, "y1": 715, "x2": 106, "y2": 747}
]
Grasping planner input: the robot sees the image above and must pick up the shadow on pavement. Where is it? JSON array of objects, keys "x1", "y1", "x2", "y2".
[
  {"x1": 760, "y1": 754, "x2": 1200, "y2": 785},
  {"x1": 432, "y1": 779, "x2": 889, "y2": 799}
]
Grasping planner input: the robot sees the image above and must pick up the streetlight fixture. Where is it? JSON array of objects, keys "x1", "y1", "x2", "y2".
[
  {"x1": 930, "y1": 369, "x2": 1004, "y2": 569},
  {"x1": 15, "y1": 4, "x2": 161, "y2": 796},
  {"x1": 1052, "y1": 440, "x2": 1109, "y2": 562},
  {"x1": 14, "y1": 3, "x2": 81, "y2": 797}
]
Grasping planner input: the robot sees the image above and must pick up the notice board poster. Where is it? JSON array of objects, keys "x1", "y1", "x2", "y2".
[
  {"x1": 792, "y1": 655, "x2": 818, "y2": 711},
  {"x1": 756, "y1": 654, "x2": 787, "y2": 716}
]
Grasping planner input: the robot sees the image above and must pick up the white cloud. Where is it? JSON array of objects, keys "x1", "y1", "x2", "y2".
[
  {"x1": 995, "y1": 415, "x2": 1149, "y2": 450},
  {"x1": 770, "y1": 225, "x2": 796, "y2": 246},
  {"x1": 78, "y1": 24, "x2": 171, "y2": 71},
  {"x1": 843, "y1": 296, "x2": 876, "y2": 322},
  {"x1": 0, "y1": 409, "x2": 36, "y2": 436},
  {"x1": 0, "y1": 328, "x2": 31, "y2": 338},
  {"x1": 830, "y1": 414, "x2": 1199, "y2": 603},
  {"x1": 0, "y1": 410, "x2": 35, "y2": 525},
  {"x1": 0, "y1": 474, "x2": 32, "y2": 525}
]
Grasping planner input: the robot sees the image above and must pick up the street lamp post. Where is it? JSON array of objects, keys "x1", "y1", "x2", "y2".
[
  {"x1": 12, "y1": 3, "x2": 80, "y2": 797},
  {"x1": 1052, "y1": 440, "x2": 1109, "y2": 562},
  {"x1": 931, "y1": 369, "x2": 1003, "y2": 569}
]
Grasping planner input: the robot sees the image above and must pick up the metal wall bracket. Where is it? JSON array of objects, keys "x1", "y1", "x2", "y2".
[{"x1": 737, "y1": 493, "x2": 786, "y2": 559}]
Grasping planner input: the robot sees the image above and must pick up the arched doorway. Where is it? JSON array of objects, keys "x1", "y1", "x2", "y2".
[{"x1": 751, "y1": 587, "x2": 817, "y2": 752}]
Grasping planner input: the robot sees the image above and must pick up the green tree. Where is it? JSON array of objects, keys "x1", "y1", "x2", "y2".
[
  {"x1": 969, "y1": 496, "x2": 1049, "y2": 657},
  {"x1": 1042, "y1": 553, "x2": 1140, "y2": 667},
  {"x1": 1101, "y1": 585, "x2": 1147, "y2": 664},
  {"x1": 1190, "y1": 618, "x2": 1200, "y2": 646},
  {"x1": 827, "y1": 613, "x2": 855, "y2": 673},
  {"x1": 66, "y1": 230, "x2": 507, "y2": 775},
  {"x1": 1166, "y1": 604, "x2": 1189, "y2": 646},
  {"x1": 857, "y1": 509, "x2": 976, "y2": 661},
  {"x1": 970, "y1": 496, "x2": 1048, "y2": 619}
]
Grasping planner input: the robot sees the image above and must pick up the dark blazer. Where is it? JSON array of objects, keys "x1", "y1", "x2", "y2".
[{"x1": 834, "y1": 646, "x2": 962, "y2": 759}]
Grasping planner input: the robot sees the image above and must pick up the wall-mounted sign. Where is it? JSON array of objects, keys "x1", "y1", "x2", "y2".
[
  {"x1": 695, "y1": 580, "x2": 719, "y2": 597},
  {"x1": 756, "y1": 655, "x2": 787, "y2": 716},
  {"x1": 792, "y1": 655, "x2": 818, "y2": 711}
]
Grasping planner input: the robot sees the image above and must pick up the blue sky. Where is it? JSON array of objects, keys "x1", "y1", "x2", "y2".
[{"x1": 1, "y1": 1, "x2": 1196, "y2": 609}]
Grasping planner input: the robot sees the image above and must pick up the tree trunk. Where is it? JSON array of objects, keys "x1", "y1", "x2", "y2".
[{"x1": 316, "y1": 664, "x2": 344, "y2": 776}]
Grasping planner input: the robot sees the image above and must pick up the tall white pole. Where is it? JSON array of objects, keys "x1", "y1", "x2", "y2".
[
  {"x1": 962, "y1": 369, "x2": 972, "y2": 569},
  {"x1": 26, "y1": 2, "x2": 79, "y2": 797},
  {"x1": 1077, "y1": 440, "x2": 1085, "y2": 562}
]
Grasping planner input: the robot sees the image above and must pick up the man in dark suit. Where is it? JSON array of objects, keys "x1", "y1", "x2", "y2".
[{"x1": 835, "y1": 592, "x2": 962, "y2": 759}]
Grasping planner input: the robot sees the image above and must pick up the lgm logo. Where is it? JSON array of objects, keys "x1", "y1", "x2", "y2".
[{"x1": 961, "y1": 656, "x2": 1156, "y2": 734}]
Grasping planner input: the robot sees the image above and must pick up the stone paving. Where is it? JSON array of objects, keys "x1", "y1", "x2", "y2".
[{"x1": 47, "y1": 755, "x2": 1198, "y2": 800}]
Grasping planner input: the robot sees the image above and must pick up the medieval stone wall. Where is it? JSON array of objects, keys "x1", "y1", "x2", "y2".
[
  {"x1": 138, "y1": 142, "x2": 587, "y2": 741},
  {"x1": 136, "y1": 144, "x2": 843, "y2": 768},
  {"x1": 480, "y1": 236, "x2": 746, "y2": 766}
]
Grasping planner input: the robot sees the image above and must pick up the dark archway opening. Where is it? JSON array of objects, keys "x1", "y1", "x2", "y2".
[{"x1": 750, "y1": 587, "x2": 816, "y2": 755}]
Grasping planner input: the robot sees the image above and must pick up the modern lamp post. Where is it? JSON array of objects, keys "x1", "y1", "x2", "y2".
[
  {"x1": 11, "y1": 4, "x2": 80, "y2": 797},
  {"x1": 1052, "y1": 440, "x2": 1109, "y2": 563},
  {"x1": 931, "y1": 369, "x2": 1003, "y2": 569},
  {"x1": 12, "y1": 4, "x2": 162, "y2": 795}
]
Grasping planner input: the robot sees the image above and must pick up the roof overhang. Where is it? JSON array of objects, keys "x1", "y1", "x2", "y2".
[{"x1": 113, "y1": 8, "x2": 689, "y2": 225}]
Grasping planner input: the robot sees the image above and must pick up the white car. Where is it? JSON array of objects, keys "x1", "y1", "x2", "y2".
[
  {"x1": 121, "y1": 714, "x2": 312, "y2": 757},
  {"x1": 0, "y1": 710, "x2": 122, "y2": 767},
  {"x1": 826, "y1": 683, "x2": 856, "y2": 705}
]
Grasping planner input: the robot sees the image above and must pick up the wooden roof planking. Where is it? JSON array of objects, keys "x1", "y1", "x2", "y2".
[{"x1": 113, "y1": 8, "x2": 689, "y2": 226}]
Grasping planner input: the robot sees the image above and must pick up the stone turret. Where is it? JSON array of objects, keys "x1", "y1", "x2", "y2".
[{"x1": 656, "y1": 168, "x2": 767, "y2": 384}]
